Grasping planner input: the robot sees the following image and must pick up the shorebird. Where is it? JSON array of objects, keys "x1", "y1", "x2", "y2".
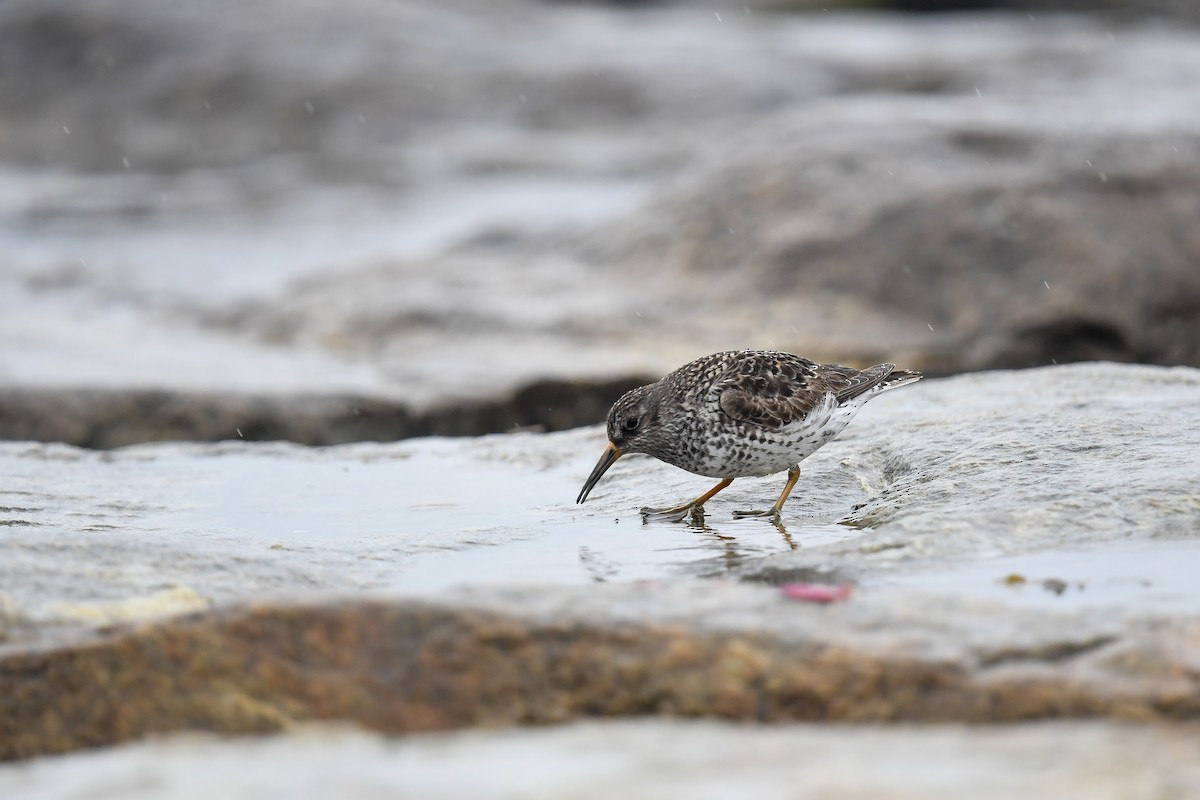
[{"x1": 576, "y1": 350, "x2": 921, "y2": 518}]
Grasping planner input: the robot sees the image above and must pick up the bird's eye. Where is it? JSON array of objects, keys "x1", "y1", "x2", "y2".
[{"x1": 623, "y1": 417, "x2": 640, "y2": 432}]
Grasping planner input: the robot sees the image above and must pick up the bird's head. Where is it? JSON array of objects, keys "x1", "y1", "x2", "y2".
[
  {"x1": 606, "y1": 385, "x2": 662, "y2": 454},
  {"x1": 576, "y1": 384, "x2": 663, "y2": 504}
]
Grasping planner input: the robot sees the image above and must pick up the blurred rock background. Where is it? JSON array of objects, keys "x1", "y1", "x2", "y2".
[
  {"x1": 2, "y1": 0, "x2": 1198, "y2": 445},
  {"x1": 3, "y1": 5, "x2": 1200, "y2": 791}
]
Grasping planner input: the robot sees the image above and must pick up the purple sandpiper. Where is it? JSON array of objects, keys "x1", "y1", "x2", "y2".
[{"x1": 576, "y1": 350, "x2": 921, "y2": 518}]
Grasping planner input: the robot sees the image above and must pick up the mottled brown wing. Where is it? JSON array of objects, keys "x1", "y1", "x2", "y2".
[{"x1": 716, "y1": 354, "x2": 894, "y2": 430}]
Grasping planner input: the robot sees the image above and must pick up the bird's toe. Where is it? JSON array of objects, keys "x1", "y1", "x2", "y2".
[
  {"x1": 640, "y1": 504, "x2": 694, "y2": 523},
  {"x1": 732, "y1": 508, "x2": 780, "y2": 519}
]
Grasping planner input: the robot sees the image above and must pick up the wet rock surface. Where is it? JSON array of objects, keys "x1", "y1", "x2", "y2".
[
  {"x1": 3, "y1": 3, "x2": 1200, "y2": 444},
  {"x1": 2, "y1": 364, "x2": 1198, "y2": 762}
]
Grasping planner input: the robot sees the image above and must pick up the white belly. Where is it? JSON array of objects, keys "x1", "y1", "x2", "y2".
[{"x1": 694, "y1": 392, "x2": 868, "y2": 478}]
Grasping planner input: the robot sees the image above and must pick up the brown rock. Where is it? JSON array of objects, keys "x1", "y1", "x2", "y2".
[
  {"x1": 0, "y1": 377, "x2": 646, "y2": 447},
  {"x1": 3, "y1": 585, "x2": 1199, "y2": 761}
]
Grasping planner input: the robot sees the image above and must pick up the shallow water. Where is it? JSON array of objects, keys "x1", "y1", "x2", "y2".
[
  {"x1": 158, "y1": 439, "x2": 857, "y2": 589},
  {"x1": 0, "y1": 436, "x2": 864, "y2": 623}
]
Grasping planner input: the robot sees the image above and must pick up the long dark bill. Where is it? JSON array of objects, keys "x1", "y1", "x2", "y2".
[{"x1": 576, "y1": 441, "x2": 623, "y2": 504}]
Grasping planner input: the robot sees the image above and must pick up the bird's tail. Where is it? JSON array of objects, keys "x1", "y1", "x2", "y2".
[
  {"x1": 837, "y1": 363, "x2": 922, "y2": 402},
  {"x1": 878, "y1": 367, "x2": 922, "y2": 391}
]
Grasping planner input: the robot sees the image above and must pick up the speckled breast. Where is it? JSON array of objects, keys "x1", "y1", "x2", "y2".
[{"x1": 673, "y1": 393, "x2": 866, "y2": 479}]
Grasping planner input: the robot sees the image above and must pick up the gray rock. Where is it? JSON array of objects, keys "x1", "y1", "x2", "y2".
[
  {"x1": 590, "y1": 120, "x2": 1200, "y2": 376},
  {"x1": 4, "y1": 720, "x2": 1200, "y2": 800}
]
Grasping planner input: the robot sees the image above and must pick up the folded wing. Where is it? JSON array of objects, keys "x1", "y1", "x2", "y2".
[{"x1": 717, "y1": 353, "x2": 897, "y2": 431}]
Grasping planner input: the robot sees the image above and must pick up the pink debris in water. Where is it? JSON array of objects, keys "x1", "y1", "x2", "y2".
[{"x1": 779, "y1": 583, "x2": 853, "y2": 603}]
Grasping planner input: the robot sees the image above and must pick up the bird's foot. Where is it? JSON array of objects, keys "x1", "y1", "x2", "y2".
[
  {"x1": 639, "y1": 479, "x2": 734, "y2": 523},
  {"x1": 732, "y1": 507, "x2": 781, "y2": 519},
  {"x1": 640, "y1": 503, "x2": 699, "y2": 523}
]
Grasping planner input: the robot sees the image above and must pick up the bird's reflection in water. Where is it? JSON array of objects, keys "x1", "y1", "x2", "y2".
[
  {"x1": 686, "y1": 504, "x2": 797, "y2": 549},
  {"x1": 641, "y1": 504, "x2": 794, "y2": 545},
  {"x1": 642, "y1": 504, "x2": 799, "y2": 576}
]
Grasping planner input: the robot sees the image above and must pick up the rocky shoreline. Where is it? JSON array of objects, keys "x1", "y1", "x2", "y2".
[
  {"x1": 3, "y1": 1, "x2": 1199, "y2": 794},
  {"x1": 2, "y1": 364, "x2": 1198, "y2": 775}
]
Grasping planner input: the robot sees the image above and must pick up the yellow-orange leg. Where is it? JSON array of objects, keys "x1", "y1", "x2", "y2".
[
  {"x1": 641, "y1": 477, "x2": 734, "y2": 519},
  {"x1": 733, "y1": 467, "x2": 801, "y2": 519}
]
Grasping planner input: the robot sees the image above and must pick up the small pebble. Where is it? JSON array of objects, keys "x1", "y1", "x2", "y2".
[{"x1": 780, "y1": 583, "x2": 852, "y2": 603}]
